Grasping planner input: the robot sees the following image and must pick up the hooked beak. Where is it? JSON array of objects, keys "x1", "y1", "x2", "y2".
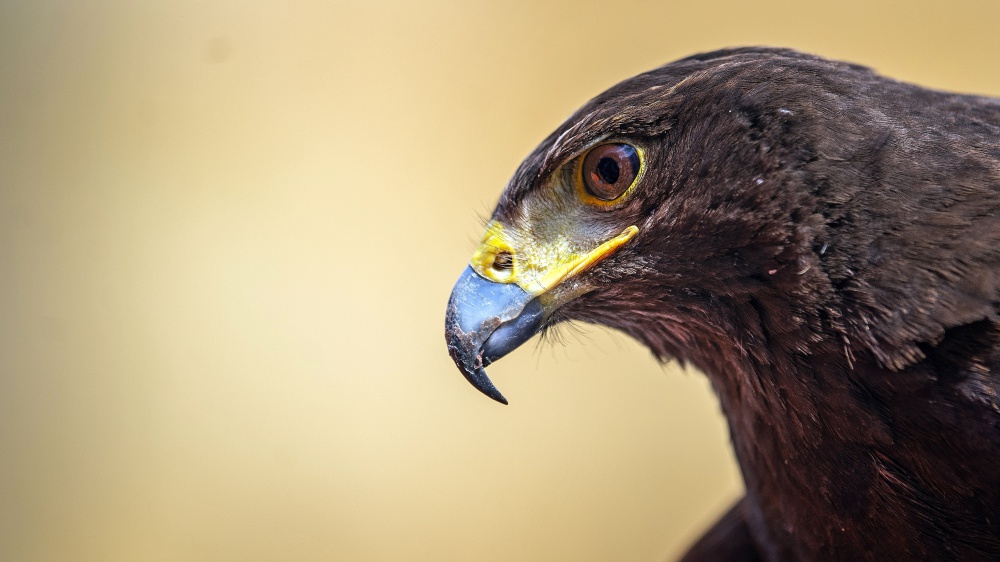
[
  {"x1": 444, "y1": 266, "x2": 545, "y2": 405},
  {"x1": 444, "y1": 223, "x2": 639, "y2": 404}
]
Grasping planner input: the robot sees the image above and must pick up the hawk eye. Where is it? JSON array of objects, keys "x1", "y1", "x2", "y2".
[{"x1": 581, "y1": 143, "x2": 641, "y2": 202}]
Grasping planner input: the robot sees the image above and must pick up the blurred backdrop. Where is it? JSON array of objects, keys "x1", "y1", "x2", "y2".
[{"x1": 3, "y1": 1, "x2": 1000, "y2": 560}]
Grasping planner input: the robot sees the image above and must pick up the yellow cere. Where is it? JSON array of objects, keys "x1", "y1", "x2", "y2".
[{"x1": 470, "y1": 220, "x2": 639, "y2": 296}]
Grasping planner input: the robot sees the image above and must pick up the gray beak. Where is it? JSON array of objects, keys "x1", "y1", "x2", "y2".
[{"x1": 444, "y1": 266, "x2": 545, "y2": 404}]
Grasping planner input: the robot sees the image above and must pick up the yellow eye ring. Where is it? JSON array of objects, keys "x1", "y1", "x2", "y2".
[{"x1": 575, "y1": 143, "x2": 645, "y2": 208}]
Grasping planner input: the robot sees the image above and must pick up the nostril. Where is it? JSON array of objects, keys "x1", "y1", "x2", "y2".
[{"x1": 492, "y1": 251, "x2": 514, "y2": 271}]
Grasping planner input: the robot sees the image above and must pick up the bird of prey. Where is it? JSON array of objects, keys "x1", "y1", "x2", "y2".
[
  {"x1": 446, "y1": 48, "x2": 1000, "y2": 561},
  {"x1": 444, "y1": 48, "x2": 1000, "y2": 560}
]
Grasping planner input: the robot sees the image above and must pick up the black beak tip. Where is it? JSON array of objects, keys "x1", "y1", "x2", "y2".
[
  {"x1": 445, "y1": 338, "x2": 510, "y2": 405},
  {"x1": 474, "y1": 376, "x2": 509, "y2": 405}
]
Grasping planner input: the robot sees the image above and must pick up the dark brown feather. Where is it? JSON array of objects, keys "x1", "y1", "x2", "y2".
[{"x1": 496, "y1": 48, "x2": 1000, "y2": 560}]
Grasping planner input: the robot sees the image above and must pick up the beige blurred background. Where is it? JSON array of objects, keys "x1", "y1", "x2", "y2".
[{"x1": 2, "y1": 1, "x2": 999, "y2": 561}]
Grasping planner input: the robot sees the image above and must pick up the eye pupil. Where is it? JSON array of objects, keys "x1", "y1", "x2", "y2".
[
  {"x1": 596, "y1": 157, "x2": 620, "y2": 184},
  {"x1": 581, "y1": 143, "x2": 640, "y2": 202}
]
